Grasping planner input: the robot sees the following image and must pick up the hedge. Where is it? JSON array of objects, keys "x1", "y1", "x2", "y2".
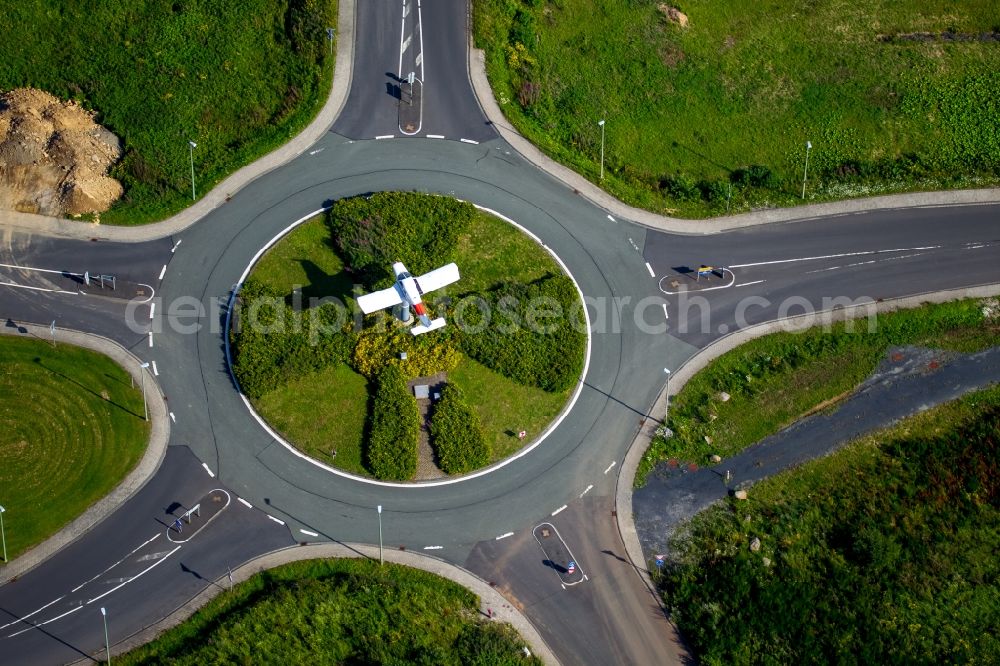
[
  {"x1": 429, "y1": 385, "x2": 490, "y2": 474},
  {"x1": 231, "y1": 280, "x2": 354, "y2": 399},
  {"x1": 457, "y1": 274, "x2": 585, "y2": 392},
  {"x1": 329, "y1": 192, "x2": 474, "y2": 287},
  {"x1": 365, "y1": 365, "x2": 419, "y2": 480}
]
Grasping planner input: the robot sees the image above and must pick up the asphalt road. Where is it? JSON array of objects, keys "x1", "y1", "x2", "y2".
[{"x1": 0, "y1": 2, "x2": 998, "y2": 664}]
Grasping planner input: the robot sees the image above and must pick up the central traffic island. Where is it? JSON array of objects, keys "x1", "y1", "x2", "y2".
[{"x1": 229, "y1": 193, "x2": 586, "y2": 482}]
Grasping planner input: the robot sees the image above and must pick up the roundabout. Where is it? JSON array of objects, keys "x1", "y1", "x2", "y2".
[
  {"x1": 0, "y1": 1, "x2": 998, "y2": 664},
  {"x1": 225, "y1": 192, "x2": 591, "y2": 486}
]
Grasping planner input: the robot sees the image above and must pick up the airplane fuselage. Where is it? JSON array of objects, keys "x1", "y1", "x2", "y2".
[{"x1": 393, "y1": 262, "x2": 430, "y2": 325}]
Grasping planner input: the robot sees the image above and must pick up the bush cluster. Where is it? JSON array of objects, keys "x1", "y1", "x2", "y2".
[
  {"x1": 457, "y1": 274, "x2": 585, "y2": 392},
  {"x1": 231, "y1": 280, "x2": 354, "y2": 399},
  {"x1": 365, "y1": 365, "x2": 419, "y2": 481},
  {"x1": 430, "y1": 385, "x2": 490, "y2": 474},
  {"x1": 329, "y1": 193, "x2": 474, "y2": 287},
  {"x1": 351, "y1": 324, "x2": 461, "y2": 380}
]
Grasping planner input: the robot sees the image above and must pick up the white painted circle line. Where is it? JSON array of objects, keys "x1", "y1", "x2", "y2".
[
  {"x1": 225, "y1": 203, "x2": 593, "y2": 489},
  {"x1": 299, "y1": 529, "x2": 319, "y2": 537},
  {"x1": 551, "y1": 505, "x2": 567, "y2": 516},
  {"x1": 604, "y1": 461, "x2": 616, "y2": 474},
  {"x1": 375, "y1": 134, "x2": 394, "y2": 140},
  {"x1": 267, "y1": 515, "x2": 286, "y2": 526},
  {"x1": 460, "y1": 138, "x2": 479, "y2": 144},
  {"x1": 237, "y1": 497, "x2": 253, "y2": 509},
  {"x1": 495, "y1": 532, "x2": 514, "y2": 540},
  {"x1": 202, "y1": 463, "x2": 214, "y2": 477}
]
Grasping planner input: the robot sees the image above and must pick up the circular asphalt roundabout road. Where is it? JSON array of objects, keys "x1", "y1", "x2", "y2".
[{"x1": 2, "y1": 0, "x2": 999, "y2": 662}]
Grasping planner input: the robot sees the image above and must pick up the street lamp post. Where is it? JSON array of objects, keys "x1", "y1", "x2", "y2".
[
  {"x1": 326, "y1": 27, "x2": 335, "y2": 57},
  {"x1": 188, "y1": 141, "x2": 197, "y2": 201},
  {"x1": 663, "y1": 368, "x2": 671, "y2": 424},
  {"x1": 598, "y1": 119, "x2": 606, "y2": 179},
  {"x1": 377, "y1": 505, "x2": 383, "y2": 565},
  {"x1": 139, "y1": 362, "x2": 150, "y2": 421},
  {"x1": 100, "y1": 607, "x2": 110, "y2": 665},
  {"x1": 801, "y1": 140, "x2": 812, "y2": 199},
  {"x1": 0, "y1": 505, "x2": 7, "y2": 562}
]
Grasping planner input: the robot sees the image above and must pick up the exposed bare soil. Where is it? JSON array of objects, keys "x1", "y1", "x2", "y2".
[{"x1": 0, "y1": 88, "x2": 123, "y2": 217}]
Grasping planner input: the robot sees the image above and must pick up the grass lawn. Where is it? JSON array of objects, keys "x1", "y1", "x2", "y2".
[
  {"x1": 638, "y1": 297, "x2": 1000, "y2": 481},
  {"x1": 119, "y1": 558, "x2": 541, "y2": 665},
  {"x1": 661, "y1": 385, "x2": 1000, "y2": 663},
  {"x1": 0, "y1": 337, "x2": 148, "y2": 560},
  {"x1": 244, "y1": 205, "x2": 578, "y2": 476},
  {"x1": 474, "y1": 0, "x2": 1000, "y2": 217},
  {"x1": 0, "y1": 1, "x2": 336, "y2": 225}
]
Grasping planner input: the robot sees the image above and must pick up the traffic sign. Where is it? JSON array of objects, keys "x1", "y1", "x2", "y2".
[{"x1": 567, "y1": 560, "x2": 576, "y2": 574}]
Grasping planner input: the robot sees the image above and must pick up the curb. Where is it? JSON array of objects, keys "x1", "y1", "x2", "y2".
[
  {"x1": 0, "y1": 323, "x2": 169, "y2": 584},
  {"x1": 466, "y1": 44, "x2": 1000, "y2": 234},
  {"x1": 0, "y1": 0, "x2": 357, "y2": 243},
  {"x1": 614, "y1": 283, "x2": 1000, "y2": 608},
  {"x1": 93, "y1": 543, "x2": 561, "y2": 666}
]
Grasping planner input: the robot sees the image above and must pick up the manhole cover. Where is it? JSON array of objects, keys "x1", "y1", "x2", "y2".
[
  {"x1": 405, "y1": 123, "x2": 416, "y2": 131},
  {"x1": 670, "y1": 280, "x2": 680, "y2": 288},
  {"x1": 540, "y1": 528, "x2": 550, "y2": 538}
]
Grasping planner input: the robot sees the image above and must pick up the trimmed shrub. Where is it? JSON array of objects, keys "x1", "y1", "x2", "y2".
[
  {"x1": 351, "y1": 325, "x2": 462, "y2": 380},
  {"x1": 329, "y1": 192, "x2": 474, "y2": 287},
  {"x1": 457, "y1": 274, "x2": 585, "y2": 392},
  {"x1": 231, "y1": 279, "x2": 354, "y2": 399},
  {"x1": 365, "y1": 365, "x2": 419, "y2": 480},
  {"x1": 430, "y1": 385, "x2": 490, "y2": 474}
]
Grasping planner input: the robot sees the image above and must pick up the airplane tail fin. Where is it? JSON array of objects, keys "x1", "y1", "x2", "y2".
[{"x1": 411, "y1": 317, "x2": 446, "y2": 336}]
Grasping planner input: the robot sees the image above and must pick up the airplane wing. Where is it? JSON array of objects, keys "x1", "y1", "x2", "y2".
[
  {"x1": 414, "y1": 263, "x2": 460, "y2": 294},
  {"x1": 356, "y1": 285, "x2": 403, "y2": 314}
]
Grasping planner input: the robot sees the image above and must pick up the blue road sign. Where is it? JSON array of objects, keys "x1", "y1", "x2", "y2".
[{"x1": 567, "y1": 561, "x2": 576, "y2": 574}]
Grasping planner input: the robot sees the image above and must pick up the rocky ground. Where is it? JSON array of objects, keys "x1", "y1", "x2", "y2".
[{"x1": 0, "y1": 88, "x2": 123, "y2": 217}]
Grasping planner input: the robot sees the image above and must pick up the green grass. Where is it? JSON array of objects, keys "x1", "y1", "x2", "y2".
[
  {"x1": 255, "y1": 363, "x2": 369, "y2": 474},
  {"x1": 0, "y1": 0, "x2": 336, "y2": 225},
  {"x1": 0, "y1": 337, "x2": 149, "y2": 560},
  {"x1": 660, "y1": 385, "x2": 1000, "y2": 664},
  {"x1": 450, "y1": 357, "x2": 570, "y2": 460},
  {"x1": 474, "y1": 0, "x2": 1000, "y2": 218},
  {"x1": 119, "y1": 558, "x2": 542, "y2": 665},
  {"x1": 638, "y1": 297, "x2": 1000, "y2": 482},
  {"x1": 245, "y1": 206, "x2": 577, "y2": 475}
]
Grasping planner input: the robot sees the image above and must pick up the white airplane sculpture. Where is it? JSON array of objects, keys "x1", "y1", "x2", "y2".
[{"x1": 356, "y1": 261, "x2": 460, "y2": 335}]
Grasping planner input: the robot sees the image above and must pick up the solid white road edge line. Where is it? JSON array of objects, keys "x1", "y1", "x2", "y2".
[
  {"x1": 267, "y1": 515, "x2": 286, "y2": 525},
  {"x1": 202, "y1": 463, "x2": 214, "y2": 477},
  {"x1": 551, "y1": 505, "x2": 567, "y2": 516},
  {"x1": 495, "y1": 532, "x2": 514, "y2": 540},
  {"x1": 237, "y1": 497, "x2": 253, "y2": 508}
]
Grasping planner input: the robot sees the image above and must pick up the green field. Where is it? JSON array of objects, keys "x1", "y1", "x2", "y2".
[
  {"x1": 119, "y1": 558, "x2": 541, "y2": 665},
  {"x1": 638, "y1": 297, "x2": 1000, "y2": 481},
  {"x1": 0, "y1": 337, "x2": 149, "y2": 560},
  {"x1": 244, "y1": 208, "x2": 576, "y2": 475},
  {"x1": 661, "y1": 386, "x2": 1000, "y2": 664},
  {"x1": 0, "y1": 0, "x2": 335, "y2": 225},
  {"x1": 474, "y1": 0, "x2": 1000, "y2": 217}
]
